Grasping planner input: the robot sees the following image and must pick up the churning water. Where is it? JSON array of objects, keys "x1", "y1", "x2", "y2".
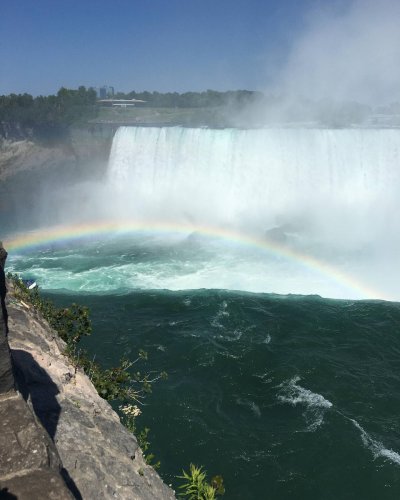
[
  {"x1": 6, "y1": 127, "x2": 400, "y2": 498},
  {"x1": 105, "y1": 126, "x2": 400, "y2": 300}
]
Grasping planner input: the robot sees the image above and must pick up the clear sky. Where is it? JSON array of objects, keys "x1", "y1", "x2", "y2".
[
  {"x1": 1, "y1": 0, "x2": 400, "y2": 104},
  {"x1": 0, "y1": 0, "x2": 318, "y2": 96}
]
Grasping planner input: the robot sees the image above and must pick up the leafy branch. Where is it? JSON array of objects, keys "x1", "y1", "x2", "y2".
[{"x1": 178, "y1": 464, "x2": 225, "y2": 500}]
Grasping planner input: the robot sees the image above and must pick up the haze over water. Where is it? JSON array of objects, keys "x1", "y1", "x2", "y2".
[
  {"x1": 8, "y1": 125, "x2": 400, "y2": 301},
  {"x1": 3, "y1": 1, "x2": 400, "y2": 497},
  {"x1": 5, "y1": 124, "x2": 400, "y2": 499}
]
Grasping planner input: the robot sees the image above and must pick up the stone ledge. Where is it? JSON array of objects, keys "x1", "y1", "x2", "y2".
[
  {"x1": 1, "y1": 468, "x2": 73, "y2": 500},
  {"x1": 0, "y1": 328, "x2": 14, "y2": 395},
  {"x1": 3, "y1": 282, "x2": 176, "y2": 499},
  {"x1": 0, "y1": 394, "x2": 60, "y2": 477},
  {"x1": 0, "y1": 316, "x2": 73, "y2": 499}
]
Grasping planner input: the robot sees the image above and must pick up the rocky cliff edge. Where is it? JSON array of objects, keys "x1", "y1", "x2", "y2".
[{"x1": 0, "y1": 281, "x2": 176, "y2": 499}]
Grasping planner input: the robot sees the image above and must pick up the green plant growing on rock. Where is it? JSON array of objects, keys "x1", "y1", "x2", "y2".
[
  {"x1": 75, "y1": 351, "x2": 168, "y2": 402},
  {"x1": 178, "y1": 464, "x2": 225, "y2": 500},
  {"x1": 8, "y1": 274, "x2": 166, "y2": 426},
  {"x1": 119, "y1": 403, "x2": 142, "y2": 433},
  {"x1": 8, "y1": 274, "x2": 169, "y2": 475},
  {"x1": 8, "y1": 274, "x2": 166, "y2": 403},
  {"x1": 138, "y1": 427, "x2": 161, "y2": 470},
  {"x1": 8, "y1": 273, "x2": 91, "y2": 350}
]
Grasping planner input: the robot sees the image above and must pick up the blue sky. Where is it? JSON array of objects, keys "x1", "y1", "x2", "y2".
[
  {"x1": 0, "y1": 0, "x2": 317, "y2": 95},
  {"x1": 1, "y1": 0, "x2": 399, "y2": 103}
]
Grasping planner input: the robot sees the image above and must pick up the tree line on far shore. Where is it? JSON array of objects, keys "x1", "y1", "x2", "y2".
[
  {"x1": 113, "y1": 89, "x2": 263, "y2": 108},
  {"x1": 0, "y1": 86, "x2": 98, "y2": 133},
  {"x1": 0, "y1": 86, "x2": 262, "y2": 126},
  {"x1": 1, "y1": 86, "x2": 400, "y2": 139},
  {"x1": 0, "y1": 86, "x2": 263, "y2": 139}
]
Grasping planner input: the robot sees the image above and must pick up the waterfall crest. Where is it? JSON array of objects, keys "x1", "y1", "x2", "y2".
[{"x1": 107, "y1": 126, "x2": 400, "y2": 242}]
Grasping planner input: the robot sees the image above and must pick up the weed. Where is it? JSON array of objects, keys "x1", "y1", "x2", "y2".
[{"x1": 177, "y1": 464, "x2": 225, "y2": 500}]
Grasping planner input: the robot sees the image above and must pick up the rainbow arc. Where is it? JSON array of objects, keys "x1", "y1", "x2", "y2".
[{"x1": 4, "y1": 220, "x2": 390, "y2": 301}]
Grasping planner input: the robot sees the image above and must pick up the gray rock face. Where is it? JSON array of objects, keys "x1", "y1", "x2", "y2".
[
  {"x1": 0, "y1": 139, "x2": 74, "y2": 181},
  {"x1": 6, "y1": 284, "x2": 176, "y2": 500},
  {"x1": 0, "y1": 130, "x2": 112, "y2": 182},
  {"x1": 0, "y1": 319, "x2": 73, "y2": 498},
  {"x1": 1, "y1": 468, "x2": 73, "y2": 500},
  {"x1": 0, "y1": 328, "x2": 13, "y2": 394},
  {"x1": 0, "y1": 395, "x2": 57, "y2": 474}
]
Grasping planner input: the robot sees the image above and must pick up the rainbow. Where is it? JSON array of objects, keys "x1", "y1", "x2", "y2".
[{"x1": 3, "y1": 219, "x2": 391, "y2": 301}]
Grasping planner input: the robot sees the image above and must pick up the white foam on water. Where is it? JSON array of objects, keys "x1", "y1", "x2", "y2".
[
  {"x1": 9, "y1": 242, "x2": 363, "y2": 299},
  {"x1": 254, "y1": 372, "x2": 273, "y2": 384},
  {"x1": 278, "y1": 376, "x2": 333, "y2": 431},
  {"x1": 8, "y1": 126, "x2": 400, "y2": 300},
  {"x1": 350, "y1": 418, "x2": 400, "y2": 466},
  {"x1": 278, "y1": 376, "x2": 333, "y2": 408},
  {"x1": 211, "y1": 300, "x2": 230, "y2": 329},
  {"x1": 105, "y1": 126, "x2": 400, "y2": 300},
  {"x1": 236, "y1": 398, "x2": 262, "y2": 418}
]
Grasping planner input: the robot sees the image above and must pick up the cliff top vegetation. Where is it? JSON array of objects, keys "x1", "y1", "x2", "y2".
[
  {"x1": 2, "y1": 86, "x2": 400, "y2": 139},
  {"x1": 0, "y1": 86, "x2": 98, "y2": 140}
]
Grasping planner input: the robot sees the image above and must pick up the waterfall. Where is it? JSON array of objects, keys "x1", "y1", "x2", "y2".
[
  {"x1": 107, "y1": 126, "x2": 400, "y2": 241},
  {"x1": 7, "y1": 125, "x2": 400, "y2": 299}
]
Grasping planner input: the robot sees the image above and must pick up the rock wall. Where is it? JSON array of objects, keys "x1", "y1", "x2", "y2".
[
  {"x1": 0, "y1": 139, "x2": 74, "y2": 181},
  {"x1": 0, "y1": 290, "x2": 73, "y2": 499},
  {"x1": 0, "y1": 125, "x2": 114, "y2": 181},
  {"x1": 0, "y1": 283, "x2": 176, "y2": 499},
  {"x1": 0, "y1": 126, "x2": 115, "y2": 232}
]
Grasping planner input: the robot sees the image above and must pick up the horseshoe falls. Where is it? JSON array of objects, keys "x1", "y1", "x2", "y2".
[
  {"x1": 108, "y1": 127, "x2": 399, "y2": 234},
  {"x1": 7, "y1": 126, "x2": 400, "y2": 499},
  {"x1": 104, "y1": 126, "x2": 400, "y2": 300}
]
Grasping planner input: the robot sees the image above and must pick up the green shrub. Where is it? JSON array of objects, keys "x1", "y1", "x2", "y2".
[
  {"x1": 8, "y1": 274, "x2": 221, "y2": 490},
  {"x1": 9, "y1": 274, "x2": 91, "y2": 348},
  {"x1": 178, "y1": 464, "x2": 225, "y2": 500}
]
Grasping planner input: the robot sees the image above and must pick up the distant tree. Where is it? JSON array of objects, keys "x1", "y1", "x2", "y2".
[{"x1": 0, "y1": 86, "x2": 99, "y2": 140}]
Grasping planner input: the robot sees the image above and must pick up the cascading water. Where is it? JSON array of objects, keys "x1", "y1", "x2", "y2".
[
  {"x1": 7, "y1": 127, "x2": 400, "y2": 498},
  {"x1": 107, "y1": 126, "x2": 400, "y2": 235},
  {"x1": 6, "y1": 126, "x2": 400, "y2": 298},
  {"x1": 103, "y1": 126, "x2": 400, "y2": 299}
]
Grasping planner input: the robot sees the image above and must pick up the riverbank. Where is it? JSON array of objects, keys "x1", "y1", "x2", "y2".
[
  {"x1": 1, "y1": 280, "x2": 176, "y2": 499},
  {"x1": 0, "y1": 124, "x2": 114, "y2": 181},
  {"x1": 0, "y1": 139, "x2": 73, "y2": 181}
]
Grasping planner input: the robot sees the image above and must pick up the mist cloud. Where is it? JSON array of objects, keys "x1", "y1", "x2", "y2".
[{"x1": 275, "y1": 0, "x2": 400, "y2": 105}]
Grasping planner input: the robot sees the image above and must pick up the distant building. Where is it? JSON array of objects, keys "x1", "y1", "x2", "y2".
[
  {"x1": 97, "y1": 86, "x2": 115, "y2": 99},
  {"x1": 97, "y1": 98, "x2": 146, "y2": 107}
]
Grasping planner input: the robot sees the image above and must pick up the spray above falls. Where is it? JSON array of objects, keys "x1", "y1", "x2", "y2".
[
  {"x1": 107, "y1": 126, "x2": 400, "y2": 249},
  {"x1": 7, "y1": 125, "x2": 400, "y2": 300}
]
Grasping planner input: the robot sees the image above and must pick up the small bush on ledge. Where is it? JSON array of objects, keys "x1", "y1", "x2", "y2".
[
  {"x1": 8, "y1": 274, "x2": 224, "y2": 497},
  {"x1": 178, "y1": 464, "x2": 225, "y2": 500},
  {"x1": 7, "y1": 273, "x2": 166, "y2": 403}
]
